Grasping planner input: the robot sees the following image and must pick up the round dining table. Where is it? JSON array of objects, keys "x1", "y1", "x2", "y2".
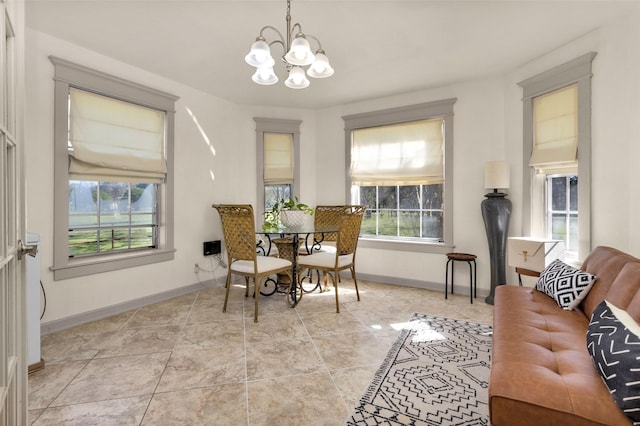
[{"x1": 256, "y1": 224, "x2": 338, "y2": 305}]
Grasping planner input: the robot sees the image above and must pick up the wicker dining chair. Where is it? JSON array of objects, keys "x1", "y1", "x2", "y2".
[
  {"x1": 212, "y1": 204, "x2": 293, "y2": 323},
  {"x1": 297, "y1": 205, "x2": 366, "y2": 313},
  {"x1": 308, "y1": 205, "x2": 343, "y2": 253},
  {"x1": 299, "y1": 205, "x2": 343, "y2": 292}
]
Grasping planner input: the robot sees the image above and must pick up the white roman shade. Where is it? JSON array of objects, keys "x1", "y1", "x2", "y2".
[
  {"x1": 350, "y1": 118, "x2": 444, "y2": 186},
  {"x1": 263, "y1": 132, "x2": 294, "y2": 184},
  {"x1": 530, "y1": 84, "x2": 578, "y2": 174},
  {"x1": 68, "y1": 88, "x2": 166, "y2": 183}
]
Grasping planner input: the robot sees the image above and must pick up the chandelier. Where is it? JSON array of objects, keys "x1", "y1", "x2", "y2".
[{"x1": 244, "y1": 0, "x2": 334, "y2": 89}]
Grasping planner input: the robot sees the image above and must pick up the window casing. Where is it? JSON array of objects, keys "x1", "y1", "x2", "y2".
[
  {"x1": 255, "y1": 118, "x2": 301, "y2": 226},
  {"x1": 343, "y1": 99, "x2": 456, "y2": 253},
  {"x1": 518, "y1": 52, "x2": 595, "y2": 261},
  {"x1": 51, "y1": 57, "x2": 178, "y2": 280}
]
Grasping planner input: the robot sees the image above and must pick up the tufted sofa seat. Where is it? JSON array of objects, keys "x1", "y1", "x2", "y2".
[{"x1": 489, "y1": 246, "x2": 640, "y2": 426}]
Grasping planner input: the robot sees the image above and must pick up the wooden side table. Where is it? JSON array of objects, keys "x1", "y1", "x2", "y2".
[{"x1": 515, "y1": 267, "x2": 540, "y2": 286}]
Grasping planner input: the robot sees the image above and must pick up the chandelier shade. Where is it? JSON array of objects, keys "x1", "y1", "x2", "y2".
[
  {"x1": 245, "y1": 39, "x2": 276, "y2": 68},
  {"x1": 252, "y1": 67, "x2": 279, "y2": 86},
  {"x1": 244, "y1": 0, "x2": 334, "y2": 89},
  {"x1": 284, "y1": 66, "x2": 310, "y2": 89},
  {"x1": 306, "y1": 50, "x2": 334, "y2": 78},
  {"x1": 284, "y1": 35, "x2": 315, "y2": 66}
]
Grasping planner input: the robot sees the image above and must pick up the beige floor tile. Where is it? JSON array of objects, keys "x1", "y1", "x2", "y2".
[
  {"x1": 40, "y1": 330, "x2": 115, "y2": 363},
  {"x1": 141, "y1": 384, "x2": 247, "y2": 425},
  {"x1": 313, "y1": 331, "x2": 389, "y2": 370},
  {"x1": 31, "y1": 395, "x2": 150, "y2": 426},
  {"x1": 125, "y1": 304, "x2": 192, "y2": 327},
  {"x1": 243, "y1": 292, "x2": 299, "y2": 318},
  {"x1": 28, "y1": 360, "x2": 88, "y2": 409},
  {"x1": 247, "y1": 372, "x2": 349, "y2": 426},
  {"x1": 186, "y1": 300, "x2": 244, "y2": 324},
  {"x1": 299, "y1": 310, "x2": 370, "y2": 336},
  {"x1": 175, "y1": 319, "x2": 244, "y2": 350},
  {"x1": 244, "y1": 313, "x2": 308, "y2": 343},
  {"x1": 349, "y1": 306, "x2": 415, "y2": 333},
  {"x1": 246, "y1": 337, "x2": 323, "y2": 381},
  {"x1": 95, "y1": 325, "x2": 182, "y2": 358},
  {"x1": 155, "y1": 345, "x2": 245, "y2": 393},
  {"x1": 50, "y1": 352, "x2": 170, "y2": 407},
  {"x1": 63, "y1": 311, "x2": 134, "y2": 335},
  {"x1": 28, "y1": 408, "x2": 44, "y2": 425},
  {"x1": 31, "y1": 279, "x2": 495, "y2": 425},
  {"x1": 330, "y1": 365, "x2": 379, "y2": 408}
]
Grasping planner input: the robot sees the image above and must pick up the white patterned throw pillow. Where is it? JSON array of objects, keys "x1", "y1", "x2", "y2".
[
  {"x1": 536, "y1": 259, "x2": 597, "y2": 310},
  {"x1": 587, "y1": 300, "x2": 640, "y2": 424}
]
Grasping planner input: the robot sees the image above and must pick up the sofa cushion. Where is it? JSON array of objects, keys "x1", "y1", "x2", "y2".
[
  {"x1": 587, "y1": 300, "x2": 640, "y2": 424},
  {"x1": 536, "y1": 259, "x2": 597, "y2": 310},
  {"x1": 580, "y1": 246, "x2": 640, "y2": 319},
  {"x1": 603, "y1": 262, "x2": 640, "y2": 323}
]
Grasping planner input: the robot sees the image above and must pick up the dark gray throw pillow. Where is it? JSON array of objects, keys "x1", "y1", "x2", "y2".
[{"x1": 587, "y1": 300, "x2": 640, "y2": 424}]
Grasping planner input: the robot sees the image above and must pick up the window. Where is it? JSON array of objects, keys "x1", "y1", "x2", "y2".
[
  {"x1": 357, "y1": 184, "x2": 443, "y2": 240},
  {"x1": 547, "y1": 174, "x2": 578, "y2": 252},
  {"x1": 263, "y1": 132, "x2": 294, "y2": 211},
  {"x1": 518, "y1": 52, "x2": 595, "y2": 261},
  {"x1": 343, "y1": 99, "x2": 456, "y2": 253},
  {"x1": 255, "y1": 118, "x2": 301, "y2": 224},
  {"x1": 51, "y1": 57, "x2": 178, "y2": 280},
  {"x1": 68, "y1": 181, "x2": 157, "y2": 257}
]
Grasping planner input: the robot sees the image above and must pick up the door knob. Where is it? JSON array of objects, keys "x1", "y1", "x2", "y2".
[{"x1": 17, "y1": 239, "x2": 38, "y2": 260}]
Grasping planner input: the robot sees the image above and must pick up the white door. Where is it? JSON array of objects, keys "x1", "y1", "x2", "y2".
[{"x1": 1, "y1": 0, "x2": 27, "y2": 424}]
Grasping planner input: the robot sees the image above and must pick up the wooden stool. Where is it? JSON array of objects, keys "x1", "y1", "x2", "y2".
[{"x1": 445, "y1": 252, "x2": 477, "y2": 303}]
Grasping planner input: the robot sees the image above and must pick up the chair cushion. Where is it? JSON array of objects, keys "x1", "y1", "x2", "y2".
[
  {"x1": 299, "y1": 252, "x2": 353, "y2": 269},
  {"x1": 230, "y1": 256, "x2": 291, "y2": 274}
]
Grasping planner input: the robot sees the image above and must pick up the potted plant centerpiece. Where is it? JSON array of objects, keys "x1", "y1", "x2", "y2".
[{"x1": 265, "y1": 196, "x2": 314, "y2": 229}]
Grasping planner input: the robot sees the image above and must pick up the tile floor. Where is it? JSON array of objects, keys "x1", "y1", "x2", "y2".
[{"x1": 28, "y1": 278, "x2": 494, "y2": 425}]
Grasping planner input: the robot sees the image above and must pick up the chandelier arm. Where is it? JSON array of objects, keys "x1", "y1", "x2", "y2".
[
  {"x1": 291, "y1": 23, "x2": 303, "y2": 37},
  {"x1": 258, "y1": 25, "x2": 286, "y2": 46},
  {"x1": 268, "y1": 39, "x2": 286, "y2": 50},
  {"x1": 304, "y1": 34, "x2": 323, "y2": 52}
]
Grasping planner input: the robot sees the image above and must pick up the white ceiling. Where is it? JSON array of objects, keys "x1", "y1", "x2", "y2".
[{"x1": 25, "y1": 0, "x2": 639, "y2": 109}]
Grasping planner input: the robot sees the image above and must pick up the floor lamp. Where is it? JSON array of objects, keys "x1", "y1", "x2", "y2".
[{"x1": 481, "y1": 160, "x2": 511, "y2": 305}]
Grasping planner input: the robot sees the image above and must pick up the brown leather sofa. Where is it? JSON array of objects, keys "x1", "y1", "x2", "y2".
[{"x1": 489, "y1": 246, "x2": 640, "y2": 425}]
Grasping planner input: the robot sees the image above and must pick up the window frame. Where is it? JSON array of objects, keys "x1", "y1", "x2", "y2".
[
  {"x1": 343, "y1": 99, "x2": 457, "y2": 254},
  {"x1": 255, "y1": 117, "x2": 301, "y2": 227},
  {"x1": 50, "y1": 56, "x2": 179, "y2": 280},
  {"x1": 518, "y1": 52, "x2": 595, "y2": 261}
]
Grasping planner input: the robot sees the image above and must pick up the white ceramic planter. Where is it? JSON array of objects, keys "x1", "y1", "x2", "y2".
[{"x1": 280, "y1": 210, "x2": 309, "y2": 228}]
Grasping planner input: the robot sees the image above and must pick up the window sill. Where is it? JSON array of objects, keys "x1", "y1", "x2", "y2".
[
  {"x1": 357, "y1": 237, "x2": 454, "y2": 254},
  {"x1": 51, "y1": 248, "x2": 176, "y2": 281}
]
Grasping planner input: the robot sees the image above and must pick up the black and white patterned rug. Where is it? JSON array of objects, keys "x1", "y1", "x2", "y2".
[{"x1": 346, "y1": 313, "x2": 493, "y2": 425}]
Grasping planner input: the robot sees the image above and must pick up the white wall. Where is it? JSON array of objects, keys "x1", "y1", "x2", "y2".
[
  {"x1": 26, "y1": 6, "x2": 640, "y2": 326},
  {"x1": 25, "y1": 30, "x2": 314, "y2": 325},
  {"x1": 316, "y1": 79, "x2": 506, "y2": 295},
  {"x1": 315, "y1": 6, "x2": 640, "y2": 295},
  {"x1": 506, "y1": 8, "x2": 640, "y2": 256}
]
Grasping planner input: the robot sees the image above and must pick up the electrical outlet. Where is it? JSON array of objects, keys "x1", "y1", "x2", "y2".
[{"x1": 193, "y1": 263, "x2": 199, "y2": 273}]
